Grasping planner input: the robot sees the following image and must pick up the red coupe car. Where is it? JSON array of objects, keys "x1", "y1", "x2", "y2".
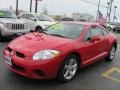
[{"x1": 3, "y1": 22, "x2": 117, "y2": 82}]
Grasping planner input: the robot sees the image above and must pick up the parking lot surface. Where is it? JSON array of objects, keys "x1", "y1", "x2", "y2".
[{"x1": 0, "y1": 33, "x2": 120, "y2": 90}]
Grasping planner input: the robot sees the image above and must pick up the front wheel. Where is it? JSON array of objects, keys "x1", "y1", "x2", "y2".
[
  {"x1": 57, "y1": 55, "x2": 79, "y2": 82},
  {"x1": 105, "y1": 45, "x2": 116, "y2": 62},
  {"x1": 35, "y1": 27, "x2": 43, "y2": 32}
]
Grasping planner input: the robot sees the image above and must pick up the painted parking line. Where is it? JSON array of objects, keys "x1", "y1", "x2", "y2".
[{"x1": 102, "y1": 67, "x2": 120, "y2": 82}]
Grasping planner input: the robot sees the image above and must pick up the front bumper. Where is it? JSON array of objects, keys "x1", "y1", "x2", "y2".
[
  {"x1": 1, "y1": 29, "x2": 30, "y2": 36},
  {"x1": 3, "y1": 48, "x2": 62, "y2": 79}
]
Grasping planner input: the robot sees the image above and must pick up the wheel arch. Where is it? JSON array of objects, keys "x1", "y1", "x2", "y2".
[{"x1": 35, "y1": 26, "x2": 43, "y2": 30}]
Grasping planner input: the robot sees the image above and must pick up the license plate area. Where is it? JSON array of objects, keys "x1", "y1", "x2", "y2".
[{"x1": 4, "y1": 56, "x2": 12, "y2": 66}]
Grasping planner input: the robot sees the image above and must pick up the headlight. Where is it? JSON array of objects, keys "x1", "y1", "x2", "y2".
[
  {"x1": 7, "y1": 23, "x2": 12, "y2": 29},
  {"x1": 33, "y1": 50, "x2": 60, "y2": 60}
]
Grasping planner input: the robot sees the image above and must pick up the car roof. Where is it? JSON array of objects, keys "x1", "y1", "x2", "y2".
[{"x1": 61, "y1": 21, "x2": 100, "y2": 26}]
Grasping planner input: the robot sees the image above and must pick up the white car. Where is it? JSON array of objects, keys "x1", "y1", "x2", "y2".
[
  {"x1": 106, "y1": 23, "x2": 116, "y2": 31},
  {"x1": 19, "y1": 13, "x2": 57, "y2": 32},
  {"x1": 0, "y1": 10, "x2": 30, "y2": 40}
]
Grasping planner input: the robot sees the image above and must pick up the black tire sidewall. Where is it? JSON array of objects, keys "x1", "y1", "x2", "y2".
[
  {"x1": 106, "y1": 45, "x2": 116, "y2": 62},
  {"x1": 35, "y1": 27, "x2": 43, "y2": 32}
]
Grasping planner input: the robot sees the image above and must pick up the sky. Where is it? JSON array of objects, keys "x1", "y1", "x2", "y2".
[{"x1": 0, "y1": 0, "x2": 120, "y2": 22}]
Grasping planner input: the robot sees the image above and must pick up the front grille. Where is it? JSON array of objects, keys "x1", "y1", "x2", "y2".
[
  {"x1": 12, "y1": 24, "x2": 25, "y2": 30},
  {"x1": 16, "y1": 51, "x2": 25, "y2": 58},
  {"x1": 12, "y1": 63, "x2": 26, "y2": 73},
  {"x1": 6, "y1": 47, "x2": 25, "y2": 58},
  {"x1": 7, "y1": 47, "x2": 13, "y2": 52}
]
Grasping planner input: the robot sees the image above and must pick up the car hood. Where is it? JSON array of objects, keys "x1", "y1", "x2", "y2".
[
  {"x1": 8, "y1": 33, "x2": 73, "y2": 56},
  {"x1": 0, "y1": 18, "x2": 26, "y2": 24},
  {"x1": 37, "y1": 21, "x2": 57, "y2": 26}
]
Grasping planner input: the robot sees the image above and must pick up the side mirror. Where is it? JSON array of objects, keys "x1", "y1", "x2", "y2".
[{"x1": 91, "y1": 35, "x2": 100, "y2": 43}]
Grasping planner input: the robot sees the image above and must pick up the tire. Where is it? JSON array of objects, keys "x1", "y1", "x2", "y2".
[
  {"x1": 57, "y1": 55, "x2": 79, "y2": 82},
  {"x1": 113, "y1": 28, "x2": 116, "y2": 32},
  {"x1": 105, "y1": 45, "x2": 116, "y2": 62},
  {"x1": 0, "y1": 32, "x2": 4, "y2": 41},
  {"x1": 35, "y1": 27, "x2": 43, "y2": 32}
]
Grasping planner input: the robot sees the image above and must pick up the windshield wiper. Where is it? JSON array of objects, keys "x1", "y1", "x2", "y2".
[{"x1": 48, "y1": 34, "x2": 66, "y2": 38}]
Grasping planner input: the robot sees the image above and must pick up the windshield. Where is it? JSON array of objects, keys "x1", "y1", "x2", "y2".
[
  {"x1": 36, "y1": 14, "x2": 54, "y2": 21},
  {"x1": 0, "y1": 10, "x2": 17, "y2": 18},
  {"x1": 44, "y1": 23, "x2": 84, "y2": 39}
]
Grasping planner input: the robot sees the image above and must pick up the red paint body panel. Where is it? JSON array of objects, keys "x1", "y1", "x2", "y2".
[{"x1": 3, "y1": 22, "x2": 117, "y2": 79}]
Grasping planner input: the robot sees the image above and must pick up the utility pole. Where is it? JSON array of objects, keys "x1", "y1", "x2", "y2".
[
  {"x1": 35, "y1": 0, "x2": 38, "y2": 13},
  {"x1": 16, "y1": 0, "x2": 18, "y2": 15},
  {"x1": 108, "y1": 0, "x2": 114, "y2": 23},
  {"x1": 113, "y1": 6, "x2": 117, "y2": 23},
  {"x1": 106, "y1": 2, "x2": 110, "y2": 22},
  {"x1": 96, "y1": 0, "x2": 101, "y2": 22},
  {"x1": 30, "y1": 0, "x2": 32, "y2": 13}
]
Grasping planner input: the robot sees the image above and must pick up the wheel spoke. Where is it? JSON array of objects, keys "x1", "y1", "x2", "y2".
[
  {"x1": 64, "y1": 70, "x2": 69, "y2": 77},
  {"x1": 69, "y1": 71, "x2": 74, "y2": 77},
  {"x1": 71, "y1": 64, "x2": 77, "y2": 69}
]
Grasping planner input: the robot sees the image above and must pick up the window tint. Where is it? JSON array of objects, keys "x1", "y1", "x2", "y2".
[
  {"x1": 27, "y1": 14, "x2": 35, "y2": 20},
  {"x1": 91, "y1": 27, "x2": 103, "y2": 37},
  {"x1": 101, "y1": 28, "x2": 108, "y2": 35},
  {"x1": 44, "y1": 23, "x2": 84, "y2": 39},
  {"x1": 21, "y1": 14, "x2": 28, "y2": 19},
  {"x1": 36, "y1": 14, "x2": 54, "y2": 21},
  {"x1": 0, "y1": 10, "x2": 17, "y2": 19},
  {"x1": 83, "y1": 30, "x2": 91, "y2": 42}
]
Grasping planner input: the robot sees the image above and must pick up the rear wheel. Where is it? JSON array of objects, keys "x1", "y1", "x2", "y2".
[
  {"x1": 57, "y1": 55, "x2": 79, "y2": 82},
  {"x1": 113, "y1": 28, "x2": 116, "y2": 32},
  {"x1": 106, "y1": 45, "x2": 116, "y2": 62}
]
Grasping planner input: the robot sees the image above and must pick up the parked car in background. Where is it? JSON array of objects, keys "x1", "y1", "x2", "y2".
[
  {"x1": 0, "y1": 9, "x2": 29, "y2": 41},
  {"x1": 112, "y1": 23, "x2": 120, "y2": 33},
  {"x1": 3, "y1": 22, "x2": 117, "y2": 82},
  {"x1": 106, "y1": 23, "x2": 116, "y2": 31},
  {"x1": 19, "y1": 13, "x2": 57, "y2": 32},
  {"x1": 106, "y1": 22, "x2": 120, "y2": 32}
]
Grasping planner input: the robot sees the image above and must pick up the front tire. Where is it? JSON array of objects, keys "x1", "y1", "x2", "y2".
[
  {"x1": 57, "y1": 55, "x2": 79, "y2": 82},
  {"x1": 106, "y1": 45, "x2": 116, "y2": 62},
  {"x1": 35, "y1": 27, "x2": 43, "y2": 32}
]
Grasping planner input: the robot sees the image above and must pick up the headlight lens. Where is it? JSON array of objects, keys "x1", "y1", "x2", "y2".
[
  {"x1": 7, "y1": 23, "x2": 12, "y2": 29},
  {"x1": 33, "y1": 50, "x2": 60, "y2": 60}
]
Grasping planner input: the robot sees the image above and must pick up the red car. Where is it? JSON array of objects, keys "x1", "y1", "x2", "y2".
[{"x1": 3, "y1": 22, "x2": 117, "y2": 82}]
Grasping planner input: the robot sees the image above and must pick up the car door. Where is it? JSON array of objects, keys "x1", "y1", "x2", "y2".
[
  {"x1": 99, "y1": 26, "x2": 110, "y2": 52},
  {"x1": 80, "y1": 26, "x2": 107, "y2": 65}
]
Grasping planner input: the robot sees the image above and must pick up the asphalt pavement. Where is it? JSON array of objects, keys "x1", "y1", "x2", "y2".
[{"x1": 0, "y1": 32, "x2": 120, "y2": 90}]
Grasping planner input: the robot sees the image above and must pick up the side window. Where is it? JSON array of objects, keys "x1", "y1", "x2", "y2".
[
  {"x1": 101, "y1": 28, "x2": 108, "y2": 35},
  {"x1": 91, "y1": 27, "x2": 103, "y2": 37},
  {"x1": 20, "y1": 14, "x2": 28, "y2": 19},
  {"x1": 28, "y1": 14, "x2": 36, "y2": 20},
  {"x1": 83, "y1": 30, "x2": 91, "y2": 42}
]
